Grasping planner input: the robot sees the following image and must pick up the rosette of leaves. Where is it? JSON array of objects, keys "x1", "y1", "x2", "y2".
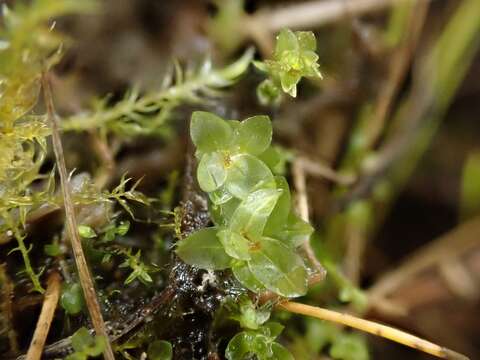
[
  {"x1": 255, "y1": 29, "x2": 322, "y2": 104},
  {"x1": 176, "y1": 111, "x2": 314, "y2": 297}
]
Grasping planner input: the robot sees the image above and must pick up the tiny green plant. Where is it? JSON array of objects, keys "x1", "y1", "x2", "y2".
[
  {"x1": 176, "y1": 111, "x2": 314, "y2": 297},
  {"x1": 65, "y1": 327, "x2": 106, "y2": 360},
  {"x1": 255, "y1": 29, "x2": 322, "y2": 104}
]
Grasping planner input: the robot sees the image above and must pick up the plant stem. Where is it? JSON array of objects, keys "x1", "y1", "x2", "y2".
[
  {"x1": 279, "y1": 301, "x2": 469, "y2": 360},
  {"x1": 4, "y1": 213, "x2": 44, "y2": 294},
  {"x1": 248, "y1": 0, "x2": 431, "y2": 33},
  {"x1": 26, "y1": 272, "x2": 61, "y2": 360},
  {"x1": 41, "y1": 73, "x2": 115, "y2": 360}
]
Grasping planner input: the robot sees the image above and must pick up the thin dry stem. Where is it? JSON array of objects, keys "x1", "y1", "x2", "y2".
[
  {"x1": 26, "y1": 272, "x2": 61, "y2": 360},
  {"x1": 368, "y1": 215, "x2": 480, "y2": 303},
  {"x1": 365, "y1": 0, "x2": 429, "y2": 149},
  {"x1": 249, "y1": 0, "x2": 430, "y2": 33},
  {"x1": 42, "y1": 73, "x2": 115, "y2": 360},
  {"x1": 292, "y1": 158, "x2": 326, "y2": 279},
  {"x1": 298, "y1": 156, "x2": 356, "y2": 186},
  {"x1": 279, "y1": 301, "x2": 469, "y2": 360}
]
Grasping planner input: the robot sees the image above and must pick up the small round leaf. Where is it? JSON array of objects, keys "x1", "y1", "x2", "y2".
[
  {"x1": 197, "y1": 152, "x2": 227, "y2": 192},
  {"x1": 235, "y1": 115, "x2": 272, "y2": 155},
  {"x1": 190, "y1": 111, "x2": 233, "y2": 153}
]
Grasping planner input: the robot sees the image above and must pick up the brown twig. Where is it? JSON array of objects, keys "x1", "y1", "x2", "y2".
[
  {"x1": 297, "y1": 156, "x2": 356, "y2": 186},
  {"x1": 368, "y1": 215, "x2": 480, "y2": 303},
  {"x1": 292, "y1": 158, "x2": 326, "y2": 279},
  {"x1": 247, "y1": 0, "x2": 431, "y2": 33},
  {"x1": 25, "y1": 272, "x2": 62, "y2": 360},
  {"x1": 279, "y1": 301, "x2": 469, "y2": 360},
  {"x1": 41, "y1": 72, "x2": 116, "y2": 360}
]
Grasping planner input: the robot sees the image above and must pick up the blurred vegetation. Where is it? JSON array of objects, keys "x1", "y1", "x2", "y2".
[{"x1": 0, "y1": 0, "x2": 479, "y2": 359}]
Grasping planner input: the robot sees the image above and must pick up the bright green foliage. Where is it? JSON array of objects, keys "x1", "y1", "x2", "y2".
[
  {"x1": 0, "y1": 0, "x2": 96, "y2": 293},
  {"x1": 119, "y1": 249, "x2": 156, "y2": 285},
  {"x1": 78, "y1": 225, "x2": 97, "y2": 239},
  {"x1": 65, "y1": 327, "x2": 106, "y2": 360},
  {"x1": 460, "y1": 151, "x2": 480, "y2": 220},
  {"x1": 61, "y1": 49, "x2": 254, "y2": 138},
  {"x1": 147, "y1": 340, "x2": 173, "y2": 360},
  {"x1": 255, "y1": 29, "x2": 322, "y2": 103},
  {"x1": 177, "y1": 112, "x2": 314, "y2": 297},
  {"x1": 229, "y1": 297, "x2": 271, "y2": 330},
  {"x1": 61, "y1": 283, "x2": 85, "y2": 315},
  {"x1": 176, "y1": 228, "x2": 231, "y2": 270},
  {"x1": 225, "y1": 322, "x2": 293, "y2": 360}
]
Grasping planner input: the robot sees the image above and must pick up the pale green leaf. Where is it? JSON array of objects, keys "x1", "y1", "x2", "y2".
[
  {"x1": 249, "y1": 237, "x2": 307, "y2": 297},
  {"x1": 230, "y1": 188, "x2": 281, "y2": 237},
  {"x1": 218, "y1": 229, "x2": 251, "y2": 260},
  {"x1": 264, "y1": 176, "x2": 291, "y2": 237},
  {"x1": 232, "y1": 261, "x2": 266, "y2": 293},
  {"x1": 235, "y1": 115, "x2": 272, "y2": 155},
  {"x1": 226, "y1": 154, "x2": 275, "y2": 199},
  {"x1": 296, "y1": 31, "x2": 317, "y2": 51},
  {"x1": 190, "y1": 111, "x2": 233, "y2": 153},
  {"x1": 209, "y1": 198, "x2": 241, "y2": 226},
  {"x1": 270, "y1": 343, "x2": 295, "y2": 360},
  {"x1": 197, "y1": 152, "x2": 227, "y2": 192},
  {"x1": 176, "y1": 227, "x2": 231, "y2": 270},
  {"x1": 78, "y1": 225, "x2": 96, "y2": 239},
  {"x1": 275, "y1": 212, "x2": 313, "y2": 248},
  {"x1": 275, "y1": 29, "x2": 298, "y2": 57}
]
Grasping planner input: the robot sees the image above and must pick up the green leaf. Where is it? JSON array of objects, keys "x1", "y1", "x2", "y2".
[
  {"x1": 280, "y1": 71, "x2": 301, "y2": 97},
  {"x1": 460, "y1": 151, "x2": 480, "y2": 220},
  {"x1": 44, "y1": 242, "x2": 62, "y2": 257},
  {"x1": 232, "y1": 260, "x2": 266, "y2": 293},
  {"x1": 275, "y1": 29, "x2": 299, "y2": 57},
  {"x1": 225, "y1": 331, "x2": 256, "y2": 360},
  {"x1": 197, "y1": 152, "x2": 227, "y2": 192},
  {"x1": 275, "y1": 212, "x2": 313, "y2": 248},
  {"x1": 70, "y1": 327, "x2": 105, "y2": 356},
  {"x1": 296, "y1": 31, "x2": 317, "y2": 51},
  {"x1": 257, "y1": 79, "x2": 282, "y2": 106},
  {"x1": 234, "y1": 299, "x2": 270, "y2": 330},
  {"x1": 218, "y1": 229, "x2": 251, "y2": 260},
  {"x1": 176, "y1": 227, "x2": 231, "y2": 270},
  {"x1": 78, "y1": 225, "x2": 96, "y2": 239},
  {"x1": 225, "y1": 331, "x2": 273, "y2": 360},
  {"x1": 148, "y1": 340, "x2": 173, "y2": 360},
  {"x1": 61, "y1": 283, "x2": 84, "y2": 315},
  {"x1": 260, "y1": 322, "x2": 285, "y2": 339},
  {"x1": 270, "y1": 343, "x2": 294, "y2": 360},
  {"x1": 116, "y1": 220, "x2": 130, "y2": 235},
  {"x1": 258, "y1": 146, "x2": 290, "y2": 175},
  {"x1": 210, "y1": 198, "x2": 241, "y2": 226},
  {"x1": 209, "y1": 185, "x2": 234, "y2": 205},
  {"x1": 226, "y1": 154, "x2": 275, "y2": 199},
  {"x1": 249, "y1": 237, "x2": 307, "y2": 297},
  {"x1": 190, "y1": 111, "x2": 233, "y2": 153},
  {"x1": 235, "y1": 115, "x2": 272, "y2": 155},
  {"x1": 264, "y1": 177, "x2": 291, "y2": 237},
  {"x1": 329, "y1": 333, "x2": 369, "y2": 360},
  {"x1": 230, "y1": 188, "x2": 281, "y2": 237}
]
